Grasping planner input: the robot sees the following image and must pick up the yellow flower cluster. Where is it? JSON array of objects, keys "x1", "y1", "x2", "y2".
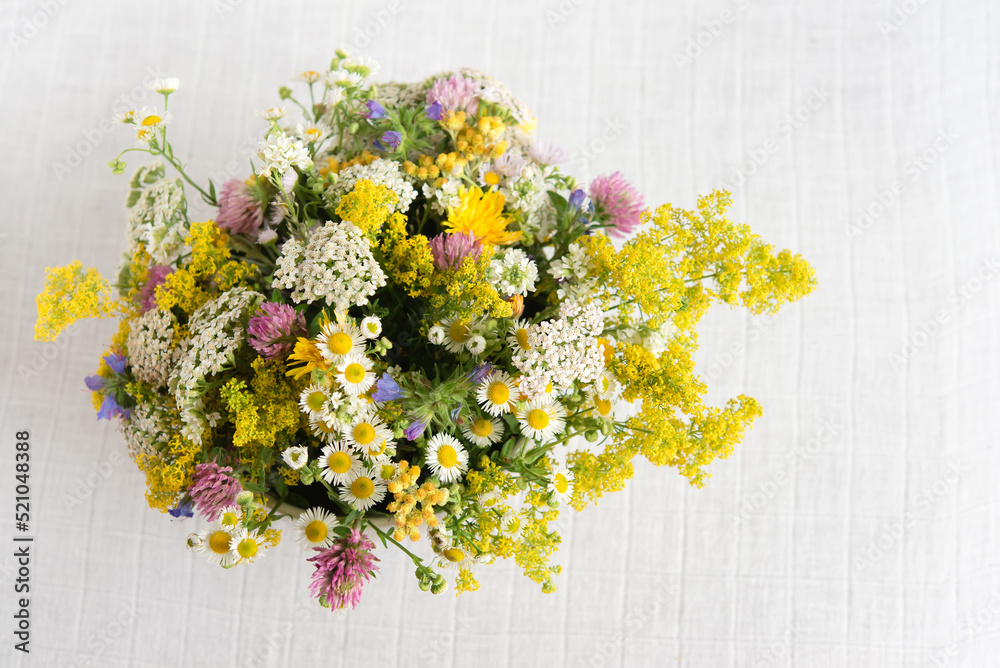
[
  {"x1": 435, "y1": 253, "x2": 513, "y2": 320},
  {"x1": 219, "y1": 359, "x2": 301, "y2": 451},
  {"x1": 136, "y1": 434, "x2": 200, "y2": 512},
  {"x1": 380, "y1": 213, "x2": 436, "y2": 298},
  {"x1": 34, "y1": 261, "x2": 119, "y2": 342},
  {"x1": 335, "y1": 179, "x2": 397, "y2": 239},
  {"x1": 285, "y1": 337, "x2": 330, "y2": 380},
  {"x1": 441, "y1": 112, "x2": 508, "y2": 160},
  {"x1": 386, "y1": 461, "x2": 449, "y2": 541},
  {"x1": 445, "y1": 187, "x2": 522, "y2": 246},
  {"x1": 402, "y1": 153, "x2": 470, "y2": 184}
]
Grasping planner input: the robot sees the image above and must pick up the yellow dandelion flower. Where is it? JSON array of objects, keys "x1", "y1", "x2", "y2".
[{"x1": 445, "y1": 186, "x2": 522, "y2": 246}]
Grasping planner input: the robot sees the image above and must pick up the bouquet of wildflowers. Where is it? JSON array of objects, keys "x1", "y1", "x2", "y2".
[{"x1": 35, "y1": 52, "x2": 815, "y2": 609}]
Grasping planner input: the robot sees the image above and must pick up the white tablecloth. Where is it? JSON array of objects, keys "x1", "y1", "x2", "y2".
[{"x1": 1, "y1": 0, "x2": 997, "y2": 665}]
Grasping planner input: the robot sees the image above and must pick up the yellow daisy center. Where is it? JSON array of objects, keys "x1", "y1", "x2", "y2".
[
  {"x1": 487, "y1": 382, "x2": 510, "y2": 406},
  {"x1": 353, "y1": 423, "x2": 375, "y2": 445},
  {"x1": 305, "y1": 520, "x2": 328, "y2": 543},
  {"x1": 599, "y1": 338, "x2": 615, "y2": 365},
  {"x1": 314, "y1": 419, "x2": 338, "y2": 435},
  {"x1": 351, "y1": 477, "x2": 375, "y2": 499},
  {"x1": 367, "y1": 441, "x2": 387, "y2": 457},
  {"x1": 237, "y1": 538, "x2": 258, "y2": 559},
  {"x1": 437, "y1": 445, "x2": 458, "y2": 468},
  {"x1": 306, "y1": 390, "x2": 326, "y2": 412},
  {"x1": 595, "y1": 397, "x2": 612, "y2": 416},
  {"x1": 443, "y1": 547, "x2": 465, "y2": 563},
  {"x1": 449, "y1": 321, "x2": 470, "y2": 343},
  {"x1": 220, "y1": 511, "x2": 239, "y2": 527},
  {"x1": 208, "y1": 530, "x2": 231, "y2": 555},
  {"x1": 328, "y1": 332, "x2": 353, "y2": 355},
  {"x1": 554, "y1": 473, "x2": 569, "y2": 494},
  {"x1": 472, "y1": 418, "x2": 494, "y2": 437},
  {"x1": 484, "y1": 171, "x2": 501, "y2": 186},
  {"x1": 140, "y1": 114, "x2": 161, "y2": 126},
  {"x1": 328, "y1": 451, "x2": 352, "y2": 474},
  {"x1": 515, "y1": 328, "x2": 530, "y2": 350},
  {"x1": 344, "y1": 363, "x2": 366, "y2": 384},
  {"x1": 505, "y1": 516, "x2": 521, "y2": 533},
  {"x1": 380, "y1": 464, "x2": 396, "y2": 480},
  {"x1": 527, "y1": 408, "x2": 550, "y2": 430}
]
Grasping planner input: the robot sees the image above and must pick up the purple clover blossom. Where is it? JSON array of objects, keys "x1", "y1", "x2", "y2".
[
  {"x1": 428, "y1": 232, "x2": 482, "y2": 271},
  {"x1": 425, "y1": 100, "x2": 444, "y2": 121},
  {"x1": 589, "y1": 171, "x2": 645, "y2": 238},
  {"x1": 361, "y1": 100, "x2": 386, "y2": 120},
  {"x1": 426, "y1": 74, "x2": 480, "y2": 117},
  {"x1": 247, "y1": 302, "x2": 306, "y2": 360},
  {"x1": 188, "y1": 463, "x2": 242, "y2": 522},
  {"x1": 375, "y1": 130, "x2": 402, "y2": 152},
  {"x1": 217, "y1": 178, "x2": 266, "y2": 235},
  {"x1": 404, "y1": 417, "x2": 428, "y2": 441},
  {"x1": 307, "y1": 529, "x2": 380, "y2": 611},
  {"x1": 136, "y1": 264, "x2": 174, "y2": 314},
  {"x1": 168, "y1": 500, "x2": 194, "y2": 519},
  {"x1": 468, "y1": 363, "x2": 494, "y2": 384},
  {"x1": 372, "y1": 374, "x2": 406, "y2": 402}
]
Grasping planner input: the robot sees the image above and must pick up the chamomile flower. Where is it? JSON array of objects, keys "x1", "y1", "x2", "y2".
[
  {"x1": 441, "y1": 316, "x2": 474, "y2": 354},
  {"x1": 500, "y1": 510, "x2": 523, "y2": 536},
  {"x1": 547, "y1": 469, "x2": 575, "y2": 504},
  {"x1": 335, "y1": 353, "x2": 375, "y2": 396},
  {"x1": 318, "y1": 442, "x2": 362, "y2": 485},
  {"x1": 466, "y1": 334, "x2": 486, "y2": 356},
  {"x1": 437, "y1": 545, "x2": 469, "y2": 570},
  {"x1": 293, "y1": 507, "x2": 337, "y2": 549},
  {"x1": 309, "y1": 414, "x2": 342, "y2": 443},
  {"x1": 282, "y1": 445, "x2": 309, "y2": 470},
  {"x1": 196, "y1": 523, "x2": 238, "y2": 567},
  {"x1": 296, "y1": 70, "x2": 324, "y2": 83},
  {"x1": 297, "y1": 123, "x2": 330, "y2": 144},
  {"x1": 516, "y1": 396, "x2": 567, "y2": 441},
  {"x1": 359, "y1": 435, "x2": 393, "y2": 464},
  {"x1": 339, "y1": 470, "x2": 386, "y2": 512},
  {"x1": 317, "y1": 321, "x2": 365, "y2": 362},
  {"x1": 507, "y1": 319, "x2": 532, "y2": 353},
  {"x1": 135, "y1": 109, "x2": 172, "y2": 143},
  {"x1": 476, "y1": 370, "x2": 517, "y2": 416},
  {"x1": 257, "y1": 106, "x2": 287, "y2": 120},
  {"x1": 217, "y1": 505, "x2": 242, "y2": 531},
  {"x1": 360, "y1": 316, "x2": 382, "y2": 339},
  {"x1": 299, "y1": 384, "x2": 331, "y2": 420},
  {"x1": 343, "y1": 415, "x2": 391, "y2": 453},
  {"x1": 149, "y1": 77, "x2": 182, "y2": 94},
  {"x1": 329, "y1": 69, "x2": 364, "y2": 88},
  {"x1": 229, "y1": 527, "x2": 265, "y2": 564},
  {"x1": 428, "y1": 325, "x2": 446, "y2": 345},
  {"x1": 461, "y1": 415, "x2": 503, "y2": 447},
  {"x1": 591, "y1": 393, "x2": 614, "y2": 418},
  {"x1": 594, "y1": 370, "x2": 619, "y2": 400},
  {"x1": 425, "y1": 433, "x2": 469, "y2": 483}
]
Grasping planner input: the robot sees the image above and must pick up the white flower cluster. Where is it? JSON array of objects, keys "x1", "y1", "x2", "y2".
[
  {"x1": 119, "y1": 399, "x2": 177, "y2": 461},
  {"x1": 422, "y1": 176, "x2": 464, "y2": 215},
  {"x1": 512, "y1": 300, "x2": 605, "y2": 398},
  {"x1": 489, "y1": 248, "x2": 538, "y2": 296},
  {"x1": 169, "y1": 287, "x2": 263, "y2": 442},
  {"x1": 331, "y1": 158, "x2": 416, "y2": 213},
  {"x1": 257, "y1": 134, "x2": 313, "y2": 178},
  {"x1": 272, "y1": 221, "x2": 386, "y2": 309},
  {"x1": 461, "y1": 68, "x2": 534, "y2": 125},
  {"x1": 127, "y1": 309, "x2": 181, "y2": 389},
  {"x1": 549, "y1": 242, "x2": 597, "y2": 301},
  {"x1": 126, "y1": 176, "x2": 188, "y2": 265}
]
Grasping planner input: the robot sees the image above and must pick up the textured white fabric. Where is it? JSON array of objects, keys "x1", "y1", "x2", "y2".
[{"x1": 1, "y1": 0, "x2": 997, "y2": 666}]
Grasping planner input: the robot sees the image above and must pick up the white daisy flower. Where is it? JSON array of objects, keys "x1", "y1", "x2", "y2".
[
  {"x1": 425, "y1": 433, "x2": 469, "y2": 484},
  {"x1": 516, "y1": 396, "x2": 567, "y2": 441},
  {"x1": 293, "y1": 507, "x2": 338, "y2": 549},
  {"x1": 299, "y1": 384, "x2": 331, "y2": 420},
  {"x1": 335, "y1": 353, "x2": 375, "y2": 396},
  {"x1": 466, "y1": 334, "x2": 486, "y2": 356},
  {"x1": 217, "y1": 505, "x2": 242, "y2": 531},
  {"x1": 507, "y1": 319, "x2": 532, "y2": 353},
  {"x1": 343, "y1": 415, "x2": 391, "y2": 453},
  {"x1": 476, "y1": 370, "x2": 517, "y2": 417},
  {"x1": 297, "y1": 123, "x2": 331, "y2": 144},
  {"x1": 500, "y1": 510, "x2": 523, "y2": 536},
  {"x1": 282, "y1": 445, "x2": 309, "y2": 470},
  {"x1": 360, "y1": 316, "x2": 382, "y2": 339},
  {"x1": 547, "y1": 469, "x2": 574, "y2": 504},
  {"x1": 113, "y1": 109, "x2": 139, "y2": 124},
  {"x1": 437, "y1": 545, "x2": 469, "y2": 570},
  {"x1": 595, "y1": 370, "x2": 619, "y2": 400},
  {"x1": 591, "y1": 394, "x2": 614, "y2": 418},
  {"x1": 135, "y1": 109, "x2": 172, "y2": 143},
  {"x1": 196, "y1": 523, "x2": 238, "y2": 567},
  {"x1": 441, "y1": 316, "x2": 474, "y2": 354},
  {"x1": 329, "y1": 69, "x2": 364, "y2": 88},
  {"x1": 317, "y1": 320, "x2": 366, "y2": 362},
  {"x1": 460, "y1": 415, "x2": 503, "y2": 447},
  {"x1": 324, "y1": 87, "x2": 345, "y2": 107},
  {"x1": 342, "y1": 55, "x2": 380, "y2": 77},
  {"x1": 229, "y1": 527, "x2": 265, "y2": 564},
  {"x1": 428, "y1": 325, "x2": 446, "y2": 345},
  {"x1": 257, "y1": 106, "x2": 287, "y2": 120},
  {"x1": 148, "y1": 77, "x2": 181, "y2": 94},
  {"x1": 296, "y1": 69, "x2": 324, "y2": 83},
  {"x1": 318, "y1": 442, "x2": 362, "y2": 485},
  {"x1": 309, "y1": 414, "x2": 343, "y2": 443},
  {"x1": 339, "y1": 470, "x2": 387, "y2": 512}
]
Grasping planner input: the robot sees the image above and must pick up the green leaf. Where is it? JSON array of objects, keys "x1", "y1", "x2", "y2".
[
  {"x1": 286, "y1": 493, "x2": 309, "y2": 508},
  {"x1": 242, "y1": 481, "x2": 267, "y2": 493}
]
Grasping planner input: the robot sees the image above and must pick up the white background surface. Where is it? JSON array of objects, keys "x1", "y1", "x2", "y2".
[{"x1": 0, "y1": 0, "x2": 997, "y2": 666}]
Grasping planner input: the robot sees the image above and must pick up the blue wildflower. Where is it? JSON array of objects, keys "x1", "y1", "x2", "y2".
[
  {"x1": 425, "y1": 100, "x2": 444, "y2": 121},
  {"x1": 361, "y1": 100, "x2": 386, "y2": 120},
  {"x1": 372, "y1": 374, "x2": 406, "y2": 402},
  {"x1": 376, "y1": 130, "x2": 402, "y2": 152},
  {"x1": 404, "y1": 417, "x2": 428, "y2": 441},
  {"x1": 468, "y1": 363, "x2": 494, "y2": 384},
  {"x1": 103, "y1": 351, "x2": 128, "y2": 374},
  {"x1": 96, "y1": 394, "x2": 130, "y2": 421},
  {"x1": 168, "y1": 500, "x2": 194, "y2": 519}
]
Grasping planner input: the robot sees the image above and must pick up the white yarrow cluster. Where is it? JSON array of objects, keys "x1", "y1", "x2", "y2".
[
  {"x1": 489, "y1": 248, "x2": 538, "y2": 296},
  {"x1": 257, "y1": 134, "x2": 313, "y2": 177},
  {"x1": 549, "y1": 242, "x2": 597, "y2": 301},
  {"x1": 126, "y1": 177, "x2": 188, "y2": 265},
  {"x1": 272, "y1": 221, "x2": 386, "y2": 309},
  {"x1": 331, "y1": 158, "x2": 417, "y2": 213},
  {"x1": 512, "y1": 300, "x2": 605, "y2": 397},
  {"x1": 127, "y1": 309, "x2": 180, "y2": 389},
  {"x1": 120, "y1": 401, "x2": 175, "y2": 461}
]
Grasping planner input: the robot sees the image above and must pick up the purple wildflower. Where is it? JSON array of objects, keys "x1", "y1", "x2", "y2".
[
  {"x1": 104, "y1": 352, "x2": 128, "y2": 375},
  {"x1": 168, "y1": 500, "x2": 194, "y2": 519},
  {"x1": 217, "y1": 178, "x2": 266, "y2": 235},
  {"x1": 428, "y1": 232, "x2": 482, "y2": 271},
  {"x1": 425, "y1": 100, "x2": 444, "y2": 121},
  {"x1": 84, "y1": 374, "x2": 106, "y2": 392},
  {"x1": 404, "y1": 417, "x2": 428, "y2": 441},
  {"x1": 529, "y1": 141, "x2": 566, "y2": 166},
  {"x1": 589, "y1": 172, "x2": 645, "y2": 238},
  {"x1": 247, "y1": 302, "x2": 306, "y2": 360},
  {"x1": 468, "y1": 363, "x2": 494, "y2": 384},
  {"x1": 188, "y1": 463, "x2": 242, "y2": 521},
  {"x1": 375, "y1": 130, "x2": 402, "y2": 152},
  {"x1": 136, "y1": 265, "x2": 174, "y2": 314},
  {"x1": 361, "y1": 100, "x2": 386, "y2": 120},
  {"x1": 307, "y1": 529, "x2": 380, "y2": 611},
  {"x1": 96, "y1": 394, "x2": 130, "y2": 421},
  {"x1": 568, "y1": 189, "x2": 588, "y2": 210},
  {"x1": 372, "y1": 374, "x2": 406, "y2": 402},
  {"x1": 426, "y1": 74, "x2": 480, "y2": 117}
]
